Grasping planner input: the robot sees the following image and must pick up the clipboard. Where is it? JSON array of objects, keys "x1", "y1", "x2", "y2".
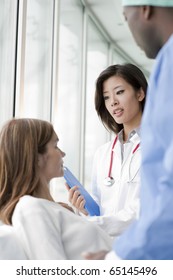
[{"x1": 64, "y1": 166, "x2": 100, "y2": 216}]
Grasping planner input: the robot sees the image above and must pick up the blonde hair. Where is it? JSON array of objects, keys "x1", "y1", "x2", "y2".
[{"x1": 0, "y1": 118, "x2": 54, "y2": 224}]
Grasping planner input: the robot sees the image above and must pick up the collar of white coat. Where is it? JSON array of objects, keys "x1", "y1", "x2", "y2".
[{"x1": 118, "y1": 127, "x2": 140, "y2": 144}]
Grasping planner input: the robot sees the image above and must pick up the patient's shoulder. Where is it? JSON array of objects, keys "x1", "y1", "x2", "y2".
[
  {"x1": 15, "y1": 195, "x2": 65, "y2": 213},
  {"x1": 18, "y1": 195, "x2": 45, "y2": 207},
  {"x1": 12, "y1": 195, "x2": 71, "y2": 228},
  {"x1": 14, "y1": 195, "x2": 54, "y2": 216}
]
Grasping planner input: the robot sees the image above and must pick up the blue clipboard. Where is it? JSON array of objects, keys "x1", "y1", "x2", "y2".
[{"x1": 64, "y1": 166, "x2": 100, "y2": 216}]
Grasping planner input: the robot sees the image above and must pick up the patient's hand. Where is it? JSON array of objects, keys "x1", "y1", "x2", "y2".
[
  {"x1": 82, "y1": 250, "x2": 108, "y2": 260},
  {"x1": 66, "y1": 184, "x2": 88, "y2": 216},
  {"x1": 58, "y1": 202, "x2": 74, "y2": 213}
]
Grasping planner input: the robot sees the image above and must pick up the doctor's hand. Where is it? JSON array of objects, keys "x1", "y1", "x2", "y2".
[{"x1": 66, "y1": 184, "x2": 88, "y2": 216}]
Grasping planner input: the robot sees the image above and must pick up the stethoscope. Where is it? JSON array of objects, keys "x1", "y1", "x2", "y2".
[{"x1": 104, "y1": 135, "x2": 140, "y2": 187}]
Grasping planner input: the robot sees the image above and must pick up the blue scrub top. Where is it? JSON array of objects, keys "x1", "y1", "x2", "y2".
[{"x1": 114, "y1": 34, "x2": 173, "y2": 259}]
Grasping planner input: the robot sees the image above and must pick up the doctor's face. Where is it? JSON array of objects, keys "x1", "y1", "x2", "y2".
[
  {"x1": 38, "y1": 132, "x2": 65, "y2": 182},
  {"x1": 123, "y1": 6, "x2": 158, "y2": 59},
  {"x1": 103, "y1": 75, "x2": 144, "y2": 128}
]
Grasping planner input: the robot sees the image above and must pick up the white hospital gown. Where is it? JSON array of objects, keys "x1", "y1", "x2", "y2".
[{"x1": 12, "y1": 195, "x2": 112, "y2": 259}]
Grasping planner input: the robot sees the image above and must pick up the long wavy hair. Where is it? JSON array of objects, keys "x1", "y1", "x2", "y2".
[
  {"x1": 95, "y1": 63, "x2": 148, "y2": 133},
  {"x1": 0, "y1": 118, "x2": 54, "y2": 225}
]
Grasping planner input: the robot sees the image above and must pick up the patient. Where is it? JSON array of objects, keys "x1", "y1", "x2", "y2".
[{"x1": 0, "y1": 118, "x2": 112, "y2": 259}]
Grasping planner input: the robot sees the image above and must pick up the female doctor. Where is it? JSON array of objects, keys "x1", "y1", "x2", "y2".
[{"x1": 68, "y1": 63, "x2": 148, "y2": 238}]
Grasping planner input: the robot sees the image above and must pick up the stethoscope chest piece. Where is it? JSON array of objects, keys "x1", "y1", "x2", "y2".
[{"x1": 104, "y1": 176, "x2": 115, "y2": 187}]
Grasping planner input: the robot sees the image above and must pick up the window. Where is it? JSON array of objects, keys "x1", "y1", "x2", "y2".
[
  {"x1": 0, "y1": 0, "x2": 18, "y2": 128},
  {"x1": 15, "y1": 0, "x2": 54, "y2": 120},
  {"x1": 84, "y1": 19, "x2": 110, "y2": 191},
  {"x1": 50, "y1": 0, "x2": 83, "y2": 202}
]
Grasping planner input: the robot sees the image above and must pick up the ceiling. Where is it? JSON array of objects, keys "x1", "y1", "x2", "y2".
[{"x1": 84, "y1": 0, "x2": 154, "y2": 77}]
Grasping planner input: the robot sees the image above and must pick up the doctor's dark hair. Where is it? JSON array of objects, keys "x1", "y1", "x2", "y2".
[
  {"x1": 0, "y1": 118, "x2": 54, "y2": 225},
  {"x1": 95, "y1": 63, "x2": 148, "y2": 133}
]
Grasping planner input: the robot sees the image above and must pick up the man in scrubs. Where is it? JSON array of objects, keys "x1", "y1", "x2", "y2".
[{"x1": 84, "y1": 0, "x2": 173, "y2": 259}]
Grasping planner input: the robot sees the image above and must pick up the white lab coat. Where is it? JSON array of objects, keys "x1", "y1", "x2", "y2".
[
  {"x1": 86, "y1": 130, "x2": 141, "y2": 238},
  {"x1": 12, "y1": 195, "x2": 112, "y2": 260}
]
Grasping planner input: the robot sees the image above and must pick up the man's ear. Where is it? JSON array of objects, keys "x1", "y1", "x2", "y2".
[
  {"x1": 137, "y1": 88, "x2": 145, "y2": 102},
  {"x1": 142, "y1": 5, "x2": 153, "y2": 20}
]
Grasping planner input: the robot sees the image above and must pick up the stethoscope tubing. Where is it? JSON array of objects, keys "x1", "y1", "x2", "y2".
[{"x1": 105, "y1": 135, "x2": 140, "y2": 186}]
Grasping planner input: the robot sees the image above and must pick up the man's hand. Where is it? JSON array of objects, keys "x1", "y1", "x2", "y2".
[{"x1": 82, "y1": 250, "x2": 108, "y2": 260}]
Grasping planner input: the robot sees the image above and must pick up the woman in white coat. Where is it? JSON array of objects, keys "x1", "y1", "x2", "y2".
[
  {"x1": 68, "y1": 63, "x2": 148, "y2": 238},
  {"x1": 0, "y1": 118, "x2": 112, "y2": 259}
]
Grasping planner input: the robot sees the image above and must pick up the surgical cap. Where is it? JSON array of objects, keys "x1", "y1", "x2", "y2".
[{"x1": 122, "y1": 0, "x2": 173, "y2": 6}]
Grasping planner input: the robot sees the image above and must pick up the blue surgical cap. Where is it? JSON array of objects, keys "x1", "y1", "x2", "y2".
[{"x1": 122, "y1": 0, "x2": 173, "y2": 6}]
